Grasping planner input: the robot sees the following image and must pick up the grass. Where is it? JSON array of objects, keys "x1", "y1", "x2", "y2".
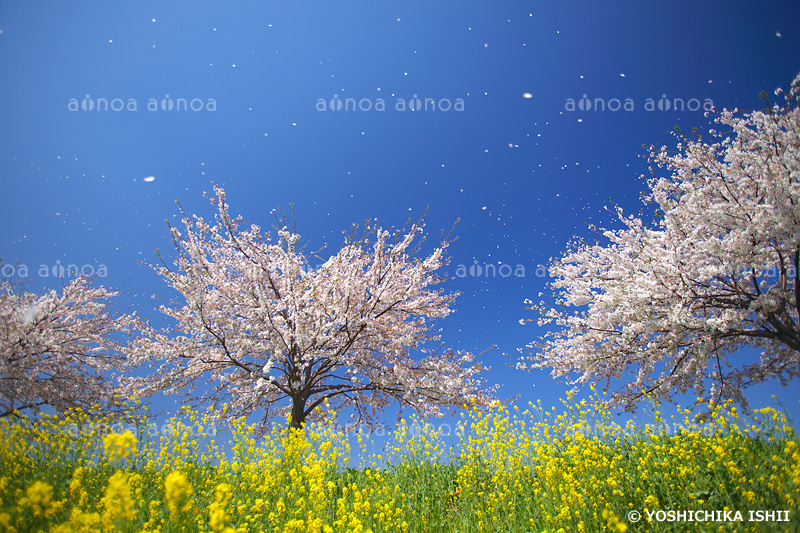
[{"x1": 0, "y1": 393, "x2": 797, "y2": 532}]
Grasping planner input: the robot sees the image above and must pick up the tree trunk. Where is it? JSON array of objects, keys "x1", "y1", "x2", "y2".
[{"x1": 289, "y1": 394, "x2": 306, "y2": 429}]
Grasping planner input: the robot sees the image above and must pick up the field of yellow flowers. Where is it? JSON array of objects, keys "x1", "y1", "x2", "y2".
[{"x1": 0, "y1": 393, "x2": 797, "y2": 533}]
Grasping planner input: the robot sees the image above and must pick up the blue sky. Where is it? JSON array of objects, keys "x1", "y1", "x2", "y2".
[{"x1": 2, "y1": 0, "x2": 799, "y2": 435}]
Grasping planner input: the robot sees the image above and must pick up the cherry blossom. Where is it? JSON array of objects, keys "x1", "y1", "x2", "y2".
[
  {"x1": 124, "y1": 187, "x2": 495, "y2": 430},
  {"x1": 521, "y1": 74, "x2": 800, "y2": 413},
  {"x1": 0, "y1": 275, "x2": 137, "y2": 417}
]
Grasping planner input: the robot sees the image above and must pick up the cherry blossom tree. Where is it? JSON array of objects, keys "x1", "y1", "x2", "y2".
[
  {"x1": 124, "y1": 187, "x2": 495, "y2": 430},
  {"x1": 520, "y1": 74, "x2": 800, "y2": 412},
  {"x1": 0, "y1": 274, "x2": 136, "y2": 418}
]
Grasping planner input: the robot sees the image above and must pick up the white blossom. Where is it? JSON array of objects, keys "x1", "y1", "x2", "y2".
[
  {"x1": 0, "y1": 275, "x2": 137, "y2": 417},
  {"x1": 123, "y1": 187, "x2": 496, "y2": 431},
  {"x1": 521, "y1": 74, "x2": 800, "y2": 414}
]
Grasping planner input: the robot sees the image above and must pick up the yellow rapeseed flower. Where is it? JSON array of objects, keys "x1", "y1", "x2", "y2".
[
  {"x1": 101, "y1": 470, "x2": 137, "y2": 529},
  {"x1": 19, "y1": 480, "x2": 63, "y2": 518},
  {"x1": 103, "y1": 430, "x2": 138, "y2": 462},
  {"x1": 164, "y1": 470, "x2": 194, "y2": 514}
]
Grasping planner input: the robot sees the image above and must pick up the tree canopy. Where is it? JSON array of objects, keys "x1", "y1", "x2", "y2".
[
  {"x1": 0, "y1": 275, "x2": 135, "y2": 417},
  {"x1": 521, "y1": 74, "x2": 800, "y2": 412},
  {"x1": 124, "y1": 188, "x2": 495, "y2": 430}
]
